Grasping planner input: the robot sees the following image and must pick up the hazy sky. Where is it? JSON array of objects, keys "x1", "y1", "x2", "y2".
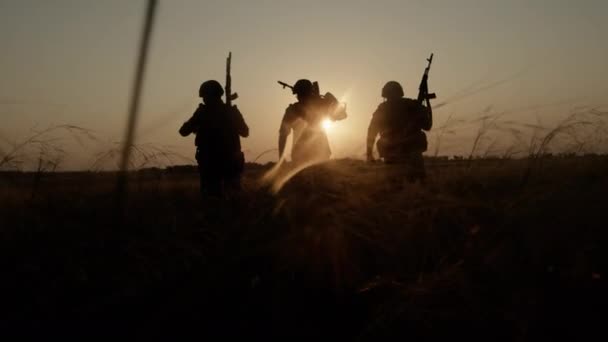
[{"x1": 1, "y1": 0, "x2": 607, "y2": 169}]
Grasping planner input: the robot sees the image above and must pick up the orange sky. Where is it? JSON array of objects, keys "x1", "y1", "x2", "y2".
[{"x1": 1, "y1": 0, "x2": 607, "y2": 170}]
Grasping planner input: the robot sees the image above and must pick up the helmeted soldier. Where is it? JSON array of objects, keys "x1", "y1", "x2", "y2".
[
  {"x1": 278, "y1": 79, "x2": 347, "y2": 164},
  {"x1": 366, "y1": 80, "x2": 432, "y2": 181},
  {"x1": 179, "y1": 80, "x2": 249, "y2": 197}
]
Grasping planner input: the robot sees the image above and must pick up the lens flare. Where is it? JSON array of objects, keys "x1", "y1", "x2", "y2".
[{"x1": 322, "y1": 118, "x2": 332, "y2": 131}]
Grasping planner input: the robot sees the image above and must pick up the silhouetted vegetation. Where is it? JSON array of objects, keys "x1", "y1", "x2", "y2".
[{"x1": 1, "y1": 156, "x2": 606, "y2": 339}]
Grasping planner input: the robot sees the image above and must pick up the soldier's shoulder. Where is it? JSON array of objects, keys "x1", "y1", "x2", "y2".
[
  {"x1": 191, "y1": 103, "x2": 206, "y2": 116},
  {"x1": 375, "y1": 101, "x2": 389, "y2": 112},
  {"x1": 401, "y1": 97, "x2": 418, "y2": 105},
  {"x1": 286, "y1": 102, "x2": 302, "y2": 113},
  {"x1": 226, "y1": 103, "x2": 241, "y2": 113},
  {"x1": 401, "y1": 98, "x2": 423, "y2": 110},
  {"x1": 321, "y1": 92, "x2": 337, "y2": 104},
  {"x1": 195, "y1": 103, "x2": 207, "y2": 112}
]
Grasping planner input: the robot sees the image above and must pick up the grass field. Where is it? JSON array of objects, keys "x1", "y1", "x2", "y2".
[{"x1": 0, "y1": 157, "x2": 606, "y2": 339}]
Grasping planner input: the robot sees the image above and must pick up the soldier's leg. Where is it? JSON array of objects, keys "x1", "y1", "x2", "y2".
[
  {"x1": 224, "y1": 175, "x2": 242, "y2": 194},
  {"x1": 198, "y1": 165, "x2": 222, "y2": 198},
  {"x1": 223, "y1": 152, "x2": 245, "y2": 195},
  {"x1": 206, "y1": 170, "x2": 223, "y2": 198},
  {"x1": 378, "y1": 138, "x2": 401, "y2": 164},
  {"x1": 377, "y1": 138, "x2": 387, "y2": 161},
  {"x1": 317, "y1": 132, "x2": 332, "y2": 162},
  {"x1": 406, "y1": 152, "x2": 426, "y2": 183},
  {"x1": 197, "y1": 163, "x2": 206, "y2": 197},
  {"x1": 291, "y1": 140, "x2": 306, "y2": 165},
  {"x1": 222, "y1": 167, "x2": 241, "y2": 194},
  {"x1": 415, "y1": 152, "x2": 427, "y2": 181}
]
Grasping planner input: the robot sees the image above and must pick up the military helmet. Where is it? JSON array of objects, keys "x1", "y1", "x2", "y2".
[
  {"x1": 381, "y1": 81, "x2": 404, "y2": 99},
  {"x1": 199, "y1": 80, "x2": 224, "y2": 98},
  {"x1": 292, "y1": 79, "x2": 314, "y2": 96}
]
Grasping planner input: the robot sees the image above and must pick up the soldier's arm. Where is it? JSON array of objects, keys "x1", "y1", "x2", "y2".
[
  {"x1": 231, "y1": 105, "x2": 249, "y2": 137},
  {"x1": 278, "y1": 105, "x2": 297, "y2": 159},
  {"x1": 278, "y1": 133, "x2": 288, "y2": 160},
  {"x1": 418, "y1": 100, "x2": 433, "y2": 131},
  {"x1": 424, "y1": 97, "x2": 433, "y2": 130},
  {"x1": 179, "y1": 105, "x2": 202, "y2": 136},
  {"x1": 366, "y1": 106, "x2": 382, "y2": 159},
  {"x1": 324, "y1": 92, "x2": 347, "y2": 121},
  {"x1": 332, "y1": 103, "x2": 348, "y2": 121},
  {"x1": 179, "y1": 117, "x2": 195, "y2": 137}
]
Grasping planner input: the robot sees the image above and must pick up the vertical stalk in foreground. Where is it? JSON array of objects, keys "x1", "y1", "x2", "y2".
[{"x1": 116, "y1": 0, "x2": 158, "y2": 204}]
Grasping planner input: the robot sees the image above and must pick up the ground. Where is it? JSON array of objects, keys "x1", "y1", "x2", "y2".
[{"x1": 0, "y1": 157, "x2": 606, "y2": 340}]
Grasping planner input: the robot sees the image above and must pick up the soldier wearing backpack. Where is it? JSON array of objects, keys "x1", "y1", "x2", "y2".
[
  {"x1": 366, "y1": 81, "x2": 433, "y2": 182},
  {"x1": 179, "y1": 80, "x2": 249, "y2": 197},
  {"x1": 278, "y1": 79, "x2": 347, "y2": 165}
]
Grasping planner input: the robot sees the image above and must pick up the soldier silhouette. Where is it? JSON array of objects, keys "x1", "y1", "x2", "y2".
[
  {"x1": 179, "y1": 80, "x2": 249, "y2": 197},
  {"x1": 366, "y1": 81, "x2": 433, "y2": 182},
  {"x1": 278, "y1": 79, "x2": 347, "y2": 165}
]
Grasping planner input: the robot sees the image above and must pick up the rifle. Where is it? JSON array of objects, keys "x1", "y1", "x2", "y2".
[
  {"x1": 277, "y1": 80, "x2": 320, "y2": 97},
  {"x1": 277, "y1": 81, "x2": 294, "y2": 91},
  {"x1": 277, "y1": 79, "x2": 347, "y2": 121},
  {"x1": 225, "y1": 52, "x2": 238, "y2": 106},
  {"x1": 417, "y1": 53, "x2": 436, "y2": 104},
  {"x1": 417, "y1": 53, "x2": 436, "y2": 131}
]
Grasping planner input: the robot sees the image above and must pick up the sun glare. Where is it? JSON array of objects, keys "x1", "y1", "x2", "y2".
[{"x1": 322, "y1": 119, "x2": 333, "y2": 132}]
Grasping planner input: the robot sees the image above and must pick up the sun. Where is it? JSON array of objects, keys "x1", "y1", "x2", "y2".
[{"x1": 321, "y1": 118, "x2": 333, "y2": 131}]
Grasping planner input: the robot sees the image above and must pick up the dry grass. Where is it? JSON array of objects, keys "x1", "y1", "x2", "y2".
[
  {"x1": 0, "y1": 155, "x2": 606, "y2": 339},
  {"x1": 1, "y1": 97, "x2": 607, "y2": 339},
  {"x1": 0, "y1": 124, "x2": 97, "y2": 171},
  {"x1": 89, "y1": 142, "x2": 193, "y2": 171}
]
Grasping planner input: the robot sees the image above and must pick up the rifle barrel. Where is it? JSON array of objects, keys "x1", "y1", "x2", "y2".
[{"x1": 278, "y1": 81, "x2": 293, "y2": 89}]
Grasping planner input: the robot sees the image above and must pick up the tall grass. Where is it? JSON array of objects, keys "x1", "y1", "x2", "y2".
[
  {"x1": 0, "y1": 124, "x2": 97, "y2": 171},
  {"x1": 90, "y1": 142, "x2": 192, "y2": 171},
  {"x1": 1, "y1": 134, "x2": 607, "y2": 339},
  {"x1": 428, "y1": 106, "x2": 607, "y2": 160}
]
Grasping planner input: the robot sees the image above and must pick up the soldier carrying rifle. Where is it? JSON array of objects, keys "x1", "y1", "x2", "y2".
[
  {"x1": 366, "y1": 53, "x2": 436, "y2": 182},
  {"x1": 277, "y1": 79, "x2": 347, "y2": 165},
  {"x1": 179, "y1": 52, "x2": 249, "y2": 197}
]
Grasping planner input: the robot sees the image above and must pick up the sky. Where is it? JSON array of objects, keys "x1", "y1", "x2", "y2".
[{"x1": 1, "y1": 0, "x2": 607, "y2": 170}]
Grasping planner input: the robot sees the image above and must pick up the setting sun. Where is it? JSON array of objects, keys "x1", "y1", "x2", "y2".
[{"x1": 321, "y1": 118, "x2": 333, "y2": 132}]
